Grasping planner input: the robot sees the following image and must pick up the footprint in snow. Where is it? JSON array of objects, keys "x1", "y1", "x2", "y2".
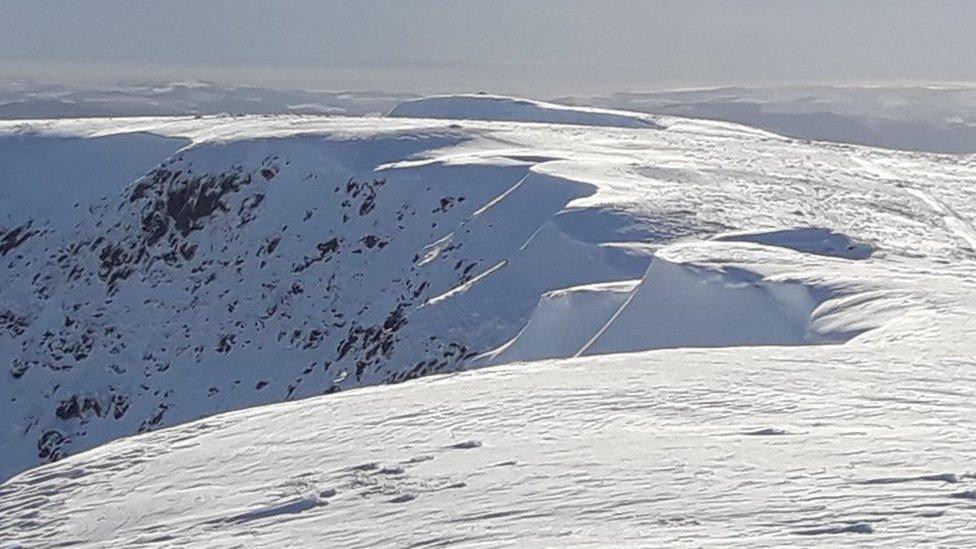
[
  {"x1": 447, "y1": 440, "x2": 482, "y2": 450},
  {"x1": 347, "y1": 462, "x2": 379, "y2": 472},
  {"x1": 857, "y1": 472, "x2": 960, "y2": 485},
  {"x1": 388, "y1": 494, "x2": 416, "y2": 504},
  {"x1": 742, "y1": 428, "x2": 790, "y2": 436},
  {"x1": 212, "y1": 493, "x2": 325, "y2": 525},
  {"x1": 794, "y1": 522, "x2": 874, "y2": 536}
]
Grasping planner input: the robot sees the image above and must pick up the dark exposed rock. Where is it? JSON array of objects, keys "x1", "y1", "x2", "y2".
[
  {"x1": 434, "y1": 196, "x2": 465, "y2": 213},
  {"x1": 111, "y1": 393, "x2": 129, "y2": 419},
  {"x1": 0, "y1": 221, "x2": 40, "y2": 255},
  {"x1": 258, "y1": 236, "x2": 281, "y2": 256},
  {"x1": 169, "y1": 172, "x2": 249, "y2": 236},
  {"x1": 37, "y1": 430, "x2": 68, "y2": 462},
  {"x1": 3, "y1": 160, "x2": 507, "y2": 481},
  {"x1": 10, "y1": 359, "x2": 30, "y2": 379},
  {"x1": 340, "y1": 178, "x2": 385, "y2": 218},
  {"x1": 0, "y1": 309, "x2": 29, "y2": 337},
  {"x1": 215, "y1": 334, "x2": 236, "y2": 354},
  {"x1": 293, "y1": 237, "x2": 342, "y2": 273},
  {"x1": 412, "y1": 281, "x2": 429, "y2": 298},
  {"x1": 179, "y1": 242, "x2": 197, "y2": 260},
  {"x1": 238, "y1": 194, "x2": 265, "y2": 225},
  {"x1": 333, "y1": 304, "x2": 409, "y2": 381},
  {"x1": 130, "y1": 169, "x2": 253, "y2": 252},
  {"x1": 41, "y1": 326, "x2": 95, "y2": 365},
  {"x1": 55, "y1": 395, "x2": 105, "y2": 421},
  {"x1": 360, "y1": 234, "x2": 389, "y2": 250},
  {"x1": 138, "y1": 403, "x2": 169, "y2": 432}
]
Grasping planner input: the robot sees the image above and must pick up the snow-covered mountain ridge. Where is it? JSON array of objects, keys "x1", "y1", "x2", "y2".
[
  {"x1": 1, "y1": 96, "x2": 976, "y2": 545},
  {"x1": 0, "y1": 111, "x2": 649, "y2": 481},
  {"x1": 561, "y1": 85, "x2": 976, "y2": 154},
  {"x1": 388, "y1": 94, "x2": 665, "y2": 129}
]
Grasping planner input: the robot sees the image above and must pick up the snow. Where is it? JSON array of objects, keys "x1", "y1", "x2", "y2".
[
  {"x1": 0, "y1": 81, "x2": 414, "y2": 119},
  {"x1": 2, "y1": 314, "x2": 975, "y2": 546},
  {"x1": 581, "y1": 240, "x2": 888, "y2": 355},
  {"x1": 388, "y1": 94, "x2": 664, "y2": 129},
  {"x1": 560, "y1": 85, "x2": 976, "y2": 153},
  {"x1": 476, "y1": 280, "x2": 637, "y2": 365},
  {"x1": 0, "y1": 132, "x2": 189, "y2": 232},
  {"x1": 8, "y1": 81, "x2": 976, "y2": 153},
  {"x1": 711, "y1": 227, "x2": 875, "y2": 260},
  {"x1": 1, "y1": 95, "x2": 976, "y2": 546}
]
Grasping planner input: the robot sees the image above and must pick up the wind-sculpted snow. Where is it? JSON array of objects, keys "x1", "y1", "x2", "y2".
[
  {"x1": 388, "y1": 94, "x2": 665, "y2": 129},
  {"x1": 580, "y1": 241, "x2": 902, "y2": 355},
  {"x1": 478, "y1": 229, "x2": 910, "y2": 364},
  {"x1": 712, "y1": 227, "x2": 874, "y2": 260},
  {"x1": 1, "y1": 97, "x2": 976, "y2": 546},
  {"x1": 1, "y1": 305, "x2": 974, "y2": 547},
  {"x1": 476, "y1": 280, "x2": 637, "y2": 365}
]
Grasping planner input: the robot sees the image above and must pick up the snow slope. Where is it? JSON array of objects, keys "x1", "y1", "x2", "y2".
[
  {"x1": 0, "y1": 295, "x2": 973, "y2": 546},
  {"x1": 389, "y1": 94, "x2": 664, "y2": 129},
  {"x1": 1, "y1": 96, "x2": 976, "y2": 545},
  {"x1": 561, "y1": 85, "x2": 976, "y2": 154},
  {"x1": 0, "y1": 113, "x2": 662, "y2": 482},
  {"x1": 475, "y1": 280, "x2": 637, "y2": 365}
]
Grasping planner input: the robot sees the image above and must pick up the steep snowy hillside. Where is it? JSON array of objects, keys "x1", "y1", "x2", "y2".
[
  {"x1": 0, "y1": 111, "x2": 661, "y2": 482},
  {"x1": 2, "y1": 96, "x2": 976, "y2": 546}
]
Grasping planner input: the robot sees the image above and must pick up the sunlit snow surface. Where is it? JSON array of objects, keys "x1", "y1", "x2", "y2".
[{"x1": 2, "y1": 97, "x2": 976, "y2": 546}]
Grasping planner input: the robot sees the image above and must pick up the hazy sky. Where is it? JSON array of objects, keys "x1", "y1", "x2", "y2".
[{"x1": 2, "y1": 0, "x2": 976, "y2": 94}]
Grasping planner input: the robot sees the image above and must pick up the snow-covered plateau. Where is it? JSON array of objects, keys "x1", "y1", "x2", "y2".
[{"x1": 1, "y1": 96, "x2": 976, "y2": 546}]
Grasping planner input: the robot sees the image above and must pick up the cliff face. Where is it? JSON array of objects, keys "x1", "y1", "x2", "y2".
[{"x1": 0, "y1": 120, "x2": 647, "y2": 481}]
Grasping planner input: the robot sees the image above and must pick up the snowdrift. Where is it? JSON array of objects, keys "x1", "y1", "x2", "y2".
[
  {"x1": 476, "y1": 280, "x2": 638, "y2": 364},
  {"x1": 711, "y1": 227, "x2": 874, "y2": 259},
  {"x1": 482, "y1": 232, "x2": 899, "y2": 363},
  {"x1": 581, "y1": 241, "x2": 867, "y2": 355}
]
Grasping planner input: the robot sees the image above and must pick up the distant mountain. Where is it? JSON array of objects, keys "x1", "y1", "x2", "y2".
[
  {"x1": 0, "y1": 81, "x2": 414, "y2": 119},
  {"x1": 7, "y1": 82, "x2": 976, "y2": 154},
  {"x1": 559, "y1": 85, "x2": 976, "y2": 154},
  {"x1": 389, "y1": 94, "x2": 663, "y2": 129}
]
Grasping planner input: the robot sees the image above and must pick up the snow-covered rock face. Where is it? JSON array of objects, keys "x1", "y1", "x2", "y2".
[
  {"x1": 2, "y1": 95, "x2": 976, "y2": 545},
  {"x1": 0, "y1": 118, "x2": 656, "y2": 481}
]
